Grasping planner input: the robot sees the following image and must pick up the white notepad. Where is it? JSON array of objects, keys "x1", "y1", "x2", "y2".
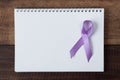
[{"x1": 15, "y1": 8, "x2": 104, "y2": 72}]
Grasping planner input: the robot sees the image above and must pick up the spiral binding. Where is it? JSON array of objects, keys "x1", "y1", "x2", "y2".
[{"x1": 16, "y1": 9, "x2": 103, "y2": 12}]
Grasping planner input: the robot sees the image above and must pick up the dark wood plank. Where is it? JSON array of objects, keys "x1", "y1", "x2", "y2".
[
  {"x1": 0, "y1": 45, "x2": 120, "y2": 80},
  {"x1": 0, "y1": 0, "x2": 120, "y2": 45}
]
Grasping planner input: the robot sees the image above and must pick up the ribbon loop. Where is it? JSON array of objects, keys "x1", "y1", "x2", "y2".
[
  {"x1": 70, "y1": 20, "x2": 94, "y2": 62},
  {"x1": 82, "y1": 20, "x2": 93, "y2": 37}
]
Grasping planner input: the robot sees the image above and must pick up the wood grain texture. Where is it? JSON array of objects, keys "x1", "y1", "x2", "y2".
[
  {"x1": 0, "y1": 45, "x2": 120, "y2": 80},
  {"x1": 0, "y1": 0, "x2": 120, "y2": 45}
]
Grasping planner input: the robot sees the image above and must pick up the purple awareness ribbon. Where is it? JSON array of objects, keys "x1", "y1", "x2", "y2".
[{"x1": 70, "y1": 20, "x2": 94, "y2": 62}]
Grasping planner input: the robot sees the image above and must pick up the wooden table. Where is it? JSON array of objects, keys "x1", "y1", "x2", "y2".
[{"x1": 0, "y1": 0, "x2": 120, "y2": 80}]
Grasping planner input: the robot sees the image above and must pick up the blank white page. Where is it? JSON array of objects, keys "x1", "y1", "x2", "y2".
[{"x1": 15, "y1": 8, "x2": 104, "y2": 72}]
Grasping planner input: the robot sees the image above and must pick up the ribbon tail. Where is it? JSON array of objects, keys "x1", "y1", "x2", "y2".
[
  {"x1": 70, "y1": 37, "x2": 83, "y2": 58},
  {"x1": 83, "y1": 35, "x2": 92, "y2": 62}
]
